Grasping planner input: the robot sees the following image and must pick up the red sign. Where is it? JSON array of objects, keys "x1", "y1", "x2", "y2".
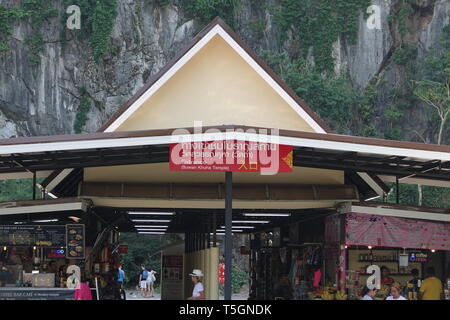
[
  {"x1": 169, "y1": 140, "x2": 293, "y2": 173},
  {"x1": 240, "y1": 246, "x2": 250, "y2": 255},
  {"x1": 219, "y1": 263, "x2": 225, "y2": 284},
  {"x1": 118, "y1": 245, "x2": 128, "y2": 254},
  {"x1": 162, "y1": 255, "x2": 183, "y2": 267}
]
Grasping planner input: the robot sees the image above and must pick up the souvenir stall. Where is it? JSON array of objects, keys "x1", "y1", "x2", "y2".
[
  {"x1": 325, "y1": 205, "x2": 450, "y2": 301},
  {"x1": 249, "y1": 215, "x2": 331, "y2": 300}
]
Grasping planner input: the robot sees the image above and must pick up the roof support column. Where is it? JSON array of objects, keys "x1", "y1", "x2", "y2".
[
  {"x1": 224, "y1": 171, "x2": 233, "y2": 300},
  {"x1": 32, "y1": 171, "x2": 36, "y2": 200},
  {"x1": 396, "y1": 176, "x2": 400, "y2": 204}
]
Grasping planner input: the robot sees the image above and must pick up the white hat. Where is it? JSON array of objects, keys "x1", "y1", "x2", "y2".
[{"x1": 189, "y1": 269, "x2": 203, "y2": 277}]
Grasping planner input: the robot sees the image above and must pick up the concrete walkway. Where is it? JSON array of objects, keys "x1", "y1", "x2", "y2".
[
  {"x1": 126, "y1": 290, "x2": 161, "y2": 300},
  {"x1": 125, "y1": 290, "x2": 248, "y2": 300}
]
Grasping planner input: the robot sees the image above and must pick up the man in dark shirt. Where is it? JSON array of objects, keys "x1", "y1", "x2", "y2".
[{"x1": 405, "y1": 268, "x2": 421, "y2": 299}]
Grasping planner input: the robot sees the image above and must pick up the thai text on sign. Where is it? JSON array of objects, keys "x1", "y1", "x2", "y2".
[{"x1": 169, "y1": 140, "x2": 293, "y2": 173}]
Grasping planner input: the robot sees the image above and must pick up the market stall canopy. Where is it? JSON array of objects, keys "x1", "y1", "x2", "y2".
[{"x1": 0, "y1": 125, "x2": 449, "y2": 189}]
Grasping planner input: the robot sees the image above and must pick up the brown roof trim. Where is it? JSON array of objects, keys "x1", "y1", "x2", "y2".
[
  {"x1": 2, "y1": 125, "x2": 450, "y2": 154},
  {"x1": 352, "y1": 201, "x2": 450, "y2": 215},
  {"x1": 96, "y1": 17, "x2": 333, "y2": 133}
]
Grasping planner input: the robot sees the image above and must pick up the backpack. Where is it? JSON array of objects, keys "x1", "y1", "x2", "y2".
[
  {"x1": 142, "y1": 270, "x2": 149, "y2": 280},
  {"x1": 151, "y1": 272, "x2": 156, "y2": 282}
]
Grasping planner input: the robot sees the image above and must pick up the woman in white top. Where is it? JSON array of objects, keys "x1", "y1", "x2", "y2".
[
  {"x1": 386, "y1": 283, "x2": 407, "y2": 300},
  {"x1": 187, "y1": 269, "x2": 205, "y2": 300},
  {"x1": 146, "y1": 270, "x2": 157, "y2": 298}
]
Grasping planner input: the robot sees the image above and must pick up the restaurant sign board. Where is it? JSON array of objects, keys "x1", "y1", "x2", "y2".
[
  {"x1": 0, "y1": 289, "x2": 75, "y2": 300},
  {"x1": 0, "y1": 225, "x2": 66, "y2": 247},
  {"x1": 169, "y1": 140, "x2": 293, "y2": 173}
]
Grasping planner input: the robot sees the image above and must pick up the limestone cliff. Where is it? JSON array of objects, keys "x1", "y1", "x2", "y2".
[{"x1": 0, "y1": 0, "x2": 448, "y2": 144}]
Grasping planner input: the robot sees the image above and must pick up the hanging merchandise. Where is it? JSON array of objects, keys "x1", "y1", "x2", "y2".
[
  {"x1": 312, "y1": 247, "x2": 322, "y2": 267},
  {"x1": 306, "y1": 247, "x2": 322, "y2": 267},
  {"x1": 288, "y1": 259, "x2": 296, "y2": 284},
  {"x1": 279, "y1": 247, "x2": 287, "y2": 264},
  {"x1": 313, "y1": 269, "x2": 322, "y2": 288}
]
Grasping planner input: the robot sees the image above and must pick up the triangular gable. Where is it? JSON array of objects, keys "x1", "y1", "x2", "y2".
[
  {"x1": 42, "y1": 18, "x2": 389, "y2": 198},
  {"x1": 98, "y1": 17, "x2": 332, "y2": 134}
]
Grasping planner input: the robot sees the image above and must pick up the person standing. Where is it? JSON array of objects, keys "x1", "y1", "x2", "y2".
[
  {"x1": 147, "y1": 270, "x2": 157, "y2": 298},
  {"x1": 380, "y1": 266, "x2": 395, "y2": 286},
  {"x1": 117, "y1": 264, "x2": 125, "y2": 289},
  {"x1": 386, "y1": 283, "x2": 407, "y2": 300},
  {"x1": 406, "y1": 268, "x2": 421, "y2": 299},
  {"x1": 139, "y1": 264, "x2": 149, "y2": 298},
  {"x1": 47, "y1": 260, "x2": 58, "y2": 274},
  {"x1": 187, "y1": 269, "x2": 205, "y2": 300},
  {"x1": 419, "y1": 267, "x2": 443, "y2": 300},
  {"x1": 117, "y1": 264, "x2": 126, "y2": 300}
]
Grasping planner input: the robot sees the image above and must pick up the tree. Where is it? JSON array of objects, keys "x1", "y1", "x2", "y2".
[
  {"x1": 413, "y1": 25, "x2": 450, "y2": 145},
  {"x1": 413, "y1": 79, "x2": 450, "y2": 145}
]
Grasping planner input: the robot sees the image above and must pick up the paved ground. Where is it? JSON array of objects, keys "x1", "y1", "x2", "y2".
[
  {"x1": 126, "y1": 290, "x2": 161, "y2": 300},
  {"x1": 125, "y1": 290, "x2": 248, "y2": 300}
]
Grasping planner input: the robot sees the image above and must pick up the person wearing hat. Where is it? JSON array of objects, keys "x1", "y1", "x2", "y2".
[{"x1": 187, "y1": 269, "x2": 205, "y2": 300}]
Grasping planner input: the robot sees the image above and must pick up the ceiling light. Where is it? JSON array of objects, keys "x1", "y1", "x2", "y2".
[
  {"x1": 220, "y1": 225, "x2": 255, "y2": 229},
  {"x1": 217, "y1": 229, "x2": 243, "y2": 233},
  {"x1": 33, "y1": 219, "x2": 58, "y2": 223},
  {"x1": 134, "y1": 225, "x2": 168, "y2": 228},
  {"x1": 48, "y1": 192, "x2": 58, "y2": 199},
  {"x1": 128, "y1": 212, "x2": 174, "y2": 216},
  {"x1": 138, "y1": 232, "x2": 166, "y2": 235},
  {"x1": 136, "y1": 228, "x2": 168, "y2": 232},
  {"x1": 131, "y1": 219, "x2": 171, "y2": 223},
  {"x1": 232, "y1": 220, "x2": 270, "y2": 224},
  {"x1": 243, "y1": 213, "x2": 291, "y2": 217},
  {"x1": 68, "y1": 216, "x2": 81, "y2": 222}
]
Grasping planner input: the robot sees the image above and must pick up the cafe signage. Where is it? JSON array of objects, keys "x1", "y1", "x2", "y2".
[
  {"x1": 0, "y1": 225, "x2": 66, "y2": 247},
  {"x1": 409, "y1": 252, "x2": 428, "y2": 263},
  {"x1": 169, "y1": 140, "x2": 293, "y2": 173},
  {"x1": 0, "y1": 289, "x2": 75, "y2": 300}
]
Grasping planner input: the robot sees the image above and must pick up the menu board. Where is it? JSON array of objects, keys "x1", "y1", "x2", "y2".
[
  {"x1": 345, "y1": 212, "x2": 450, "y2": 250},
  {"x1": 0, "y1": 225, "x2": 66, "y2": 247},
  {"x1": 66, "y1": 224, "x2": 85, "y2": 259}
]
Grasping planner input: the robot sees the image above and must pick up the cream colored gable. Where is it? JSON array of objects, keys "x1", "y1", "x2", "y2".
[{"x1": 116, "y1": 34, "x2": 316, "y2": 132}]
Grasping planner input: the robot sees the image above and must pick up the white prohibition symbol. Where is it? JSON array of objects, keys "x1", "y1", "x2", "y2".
[
  {"x1": 366, "y1": 265, "x2": 381, "y2": 290},
  {"x1": 66, "y1": 5, "x2": 81, "y2": 30},
  {"x1": 367, "y1": 5, "x2": 382, "y2": 30}
]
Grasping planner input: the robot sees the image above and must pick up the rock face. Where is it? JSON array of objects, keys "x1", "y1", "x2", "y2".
[
  {"x1": 345, "y1": 0, "x2": 393, "y2": 89},
  {"x1": 0, "y1": 0, "x2": 449, "y2": 142}
]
